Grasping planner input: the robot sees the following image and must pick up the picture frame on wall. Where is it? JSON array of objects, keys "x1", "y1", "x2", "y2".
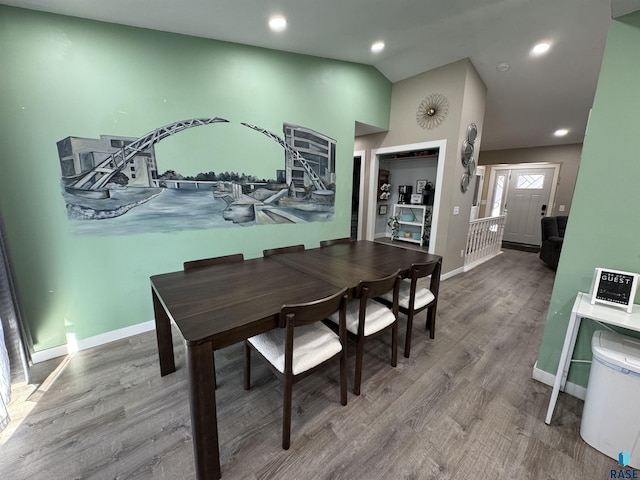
[
  {"x1": 589, "y1": 267, "x2": 639, "y2": 313},
  {"x1": 410, "y1": 194, "x2": 422, "y2": 205},
  {"x1": 416, "y1": 179, "x2": 428, "y2": 194},
  {"x1": 378, "y1": 204, "x2": 388, "y2": 215}
]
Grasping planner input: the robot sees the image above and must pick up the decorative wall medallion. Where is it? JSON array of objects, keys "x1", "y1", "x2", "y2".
[
  {"x1": 460, "y1": 122, "x2": 479, "y2": 193},
  {"x1": 416, "y1": 93, "x2": 449, "y2": 130},
  {"x1": 461, "y1": 173, "x2": 470, "y2": 193},
  {"x1": 461, "y1": 140, "x2": 474, "y2": 167},
  {"x1": 467, "y1": 123, "x2": 478, "y2": 144},
  {"x1": 467, "y1": 159, "x2": 476, "y2": 177}
]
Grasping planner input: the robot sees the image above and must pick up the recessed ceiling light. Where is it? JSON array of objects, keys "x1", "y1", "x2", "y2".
[
  {"x1": 269, "y1": 16, "x2": 287, "y2": 32},
  {"x1": 554, "y1": 128, "x2": 569, "y2": 137},
  {"x1": 532, "y1": 42, "x2": 551, "y2": 55},
  {"x1": 371, "y1": 41, "x2": 385, "y2": 53}
]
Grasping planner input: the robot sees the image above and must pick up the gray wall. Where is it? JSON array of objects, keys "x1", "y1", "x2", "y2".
[{"x1": 356, "y1": 58, "x2": 487, "y2": 274}]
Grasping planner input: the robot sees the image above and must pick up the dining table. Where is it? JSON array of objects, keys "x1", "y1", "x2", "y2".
[{"x1": 150, "y1": 240, "x2": 442, "y2": 479}]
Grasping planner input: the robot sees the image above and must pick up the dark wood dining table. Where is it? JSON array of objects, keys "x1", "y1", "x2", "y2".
[{"x1": 150, "y1": 240, "x2": 441, "y2": 479}]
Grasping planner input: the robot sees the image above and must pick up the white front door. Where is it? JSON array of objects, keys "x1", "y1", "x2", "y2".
[{"x1": 502, "y1": 167, "x2": 555, "y2": 245}]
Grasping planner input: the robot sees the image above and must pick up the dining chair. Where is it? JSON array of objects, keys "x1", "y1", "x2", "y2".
[
  {"x1": 183, "y1": 253, "x2": 244, "y2": 271},
  {"x1": 263, "y1": 244, "x2": 305, "y2": 257},
  {"x1": 183, "y1": 253, "x2": 245, "y2": 387},
  {"x1": 376, "y1": 260, "x2": 441, "y2": 358},
  {"x1": 244, "y1": 287, "x2": 349, "y2": 450},
  {"x1": 328, "y1": 269, "x2": 401, "y2": 395},
  {"x1": 319, "y1": 237, "x2": 353, "y2": 248}
]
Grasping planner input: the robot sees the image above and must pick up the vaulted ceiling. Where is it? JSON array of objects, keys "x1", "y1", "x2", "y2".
[{"x1": 3, "y1": 0, "x2": 640, "y2": 150}]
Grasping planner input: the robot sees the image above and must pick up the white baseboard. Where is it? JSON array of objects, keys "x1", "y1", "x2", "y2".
[
  {"x1": 31, "y1": 344, "x2": 70, "y2": 364},
  {"x1": 532, "y1": 361, "x2": 587, "y2": 401},
  {"x1": 31, "y1": 320, "x2": 156, "y2": 364},
  {"x1": 463, "y1": 251, "x2": 503, "y2": 272},
  {"x1": 441, "y1": 266, "x2": 464, "y2": 281}
]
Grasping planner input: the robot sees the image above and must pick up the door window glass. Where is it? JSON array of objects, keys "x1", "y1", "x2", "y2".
[
  {"x1": 491, "y1": 174, "x2": 506, "y2": 217},
  {"x1": 517, "y1": 174, "x2": 544, "y2": 189}
]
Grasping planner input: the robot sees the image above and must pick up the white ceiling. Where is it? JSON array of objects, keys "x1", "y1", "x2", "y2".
[{"x1": 3, "y1": 0, "x2": 640, "y2": 151}]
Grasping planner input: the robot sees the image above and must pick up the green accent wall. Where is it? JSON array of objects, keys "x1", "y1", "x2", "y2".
[
  {"x1": 536, "y1": 12, "x2": 640, "y2": 387},
  {"x1": 0, "y1": 6, "x2": 391, "y2": 351}
]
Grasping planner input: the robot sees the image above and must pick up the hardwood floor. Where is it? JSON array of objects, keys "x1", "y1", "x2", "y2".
[{"x1": 0, "y1": 249, "x2": 618, "y2": 479}]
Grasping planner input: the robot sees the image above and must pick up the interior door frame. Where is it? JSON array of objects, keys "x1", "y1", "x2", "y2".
[
  {"x1": 470, "y1": 165, "x2": 486, "y2": 221},
  {"x1": 486, "y1": 162, "x2": 560, "y2": 219},
  {"x1": 366, "y1": 140, "x2": 447, "y2": 254},
  {"x1": 353, "y1": 150, "x2": 367, "y2": 240}
]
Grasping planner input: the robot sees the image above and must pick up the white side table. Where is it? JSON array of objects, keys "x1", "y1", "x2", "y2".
[{"x1": 545, "y1": 292, "x2": 640, "y2": 424}]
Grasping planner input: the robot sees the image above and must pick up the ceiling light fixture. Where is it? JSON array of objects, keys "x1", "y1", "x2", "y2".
[
  {"x1": 269, "y1": 16, "x2": 287, "y2": 32},
  {"x1": 532, "y1": 42, "x2": 551, "y2": 55},
  {"x1": 371, "y1": 41, "x2": 385, "y2": 53},
  {"x1": 554, "y1": 128, "x2": 569, "y2": 137}
]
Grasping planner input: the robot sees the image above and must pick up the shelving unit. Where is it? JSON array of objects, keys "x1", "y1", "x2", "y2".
[{"x1": 392, "y1": 204, "x2": 430, "y2": 247}]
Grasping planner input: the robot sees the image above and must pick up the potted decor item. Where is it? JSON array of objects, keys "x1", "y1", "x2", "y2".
[
  {"x1": 422, "y1": 208, "x2": 432, "y2": 247},
  {"x1": 387, "y1": 215, "x2": 400, "y2": 240}
]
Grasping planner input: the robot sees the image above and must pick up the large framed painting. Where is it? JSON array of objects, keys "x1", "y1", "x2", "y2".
[{"x1": 57, "y1": 118, "x2": 336, "y2": 235}]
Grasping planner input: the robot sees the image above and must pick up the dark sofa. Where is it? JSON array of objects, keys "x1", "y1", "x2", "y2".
[{"x1": 539, "y1": 216, "x2": 568, "y2": 269}]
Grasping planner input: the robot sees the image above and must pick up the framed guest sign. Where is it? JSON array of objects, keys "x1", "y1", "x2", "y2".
[{"x1": 589, "y1": 268, "x2": 639, "y2": 313}]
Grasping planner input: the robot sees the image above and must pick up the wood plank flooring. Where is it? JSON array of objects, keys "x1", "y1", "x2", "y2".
[{"x1": 0, "y1": 249, "x2": 619, "y2": 479}]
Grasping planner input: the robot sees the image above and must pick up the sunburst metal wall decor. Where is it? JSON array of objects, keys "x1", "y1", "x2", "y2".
[{"x1": 416, "y1": 93, "x2": 449, "y2": 130}]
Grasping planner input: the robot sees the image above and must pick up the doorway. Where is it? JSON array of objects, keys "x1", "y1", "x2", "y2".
[
  {"x1": 366, "y1": 140, "x2": 447, "y2": 254},
  {"x1": 352, "y1": 150, "x2": 366, "y2": 240},
  {"x1": 487, "y1": 164, "x2": 559, "y2": 246}
]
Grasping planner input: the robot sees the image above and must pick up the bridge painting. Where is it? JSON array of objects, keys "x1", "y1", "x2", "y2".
[{"x1": 57, "y1": 118, "x2": 336, "y2": 235}]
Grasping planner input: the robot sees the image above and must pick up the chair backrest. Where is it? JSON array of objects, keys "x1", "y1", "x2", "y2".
[
  {"x1": 279, "y1": 287, "x2": 349, "y2": 377},
  {"x1": 263, "y1": 244, "x2": 305, "y2": 257},
  {"x1": 356, "y1": 269, "x2": 401, "y2": 335},
  {"x1": 407, "y1": 260, "x2": 441, "y2": 307},
  {"x1": 556, "y1": 216, "x2": 568, "y2": 237},
  {"x1": 541, "y1": 216, "x2": 568, "y2": 240},
  {"x1": 407, "y1": 260, "x2": 442, "y2": 310},
  {"x1": 183, "y1": 253, "x2": 244, "y2": 271},
  {"x1": 409, "y1": 262, "x2": 438, "y2": 281},
  {"x1": 357, "y1": 269, "x2": 402, "y2": 302},
  {"x1": 320, "y1": 237, "x2": 353, "y2": 248},
  {"x1": 280, "y1": 286, "x2": 349, "y2": 328}
]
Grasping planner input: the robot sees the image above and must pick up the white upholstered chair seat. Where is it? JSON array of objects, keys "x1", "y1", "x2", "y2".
[
  {"x1": 328, "y1": 298, "x2": 396, "y2": 337},
  {"x1": 248, "y1": 323, "x2": 342, "y2": 376},
  {"x1": 380, "y1": 279, "x2": 434, "y2": 310}
]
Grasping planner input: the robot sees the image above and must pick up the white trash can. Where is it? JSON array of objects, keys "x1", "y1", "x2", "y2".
[{"x1": 580, "y1": 330, "x2": 640, "y2": 469}]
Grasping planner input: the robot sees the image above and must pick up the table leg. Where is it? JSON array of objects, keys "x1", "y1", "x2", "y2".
[
  {"x1": 545, "y1": 310, "x2": 582, "y2": 425},
  {"x1": 187, "y1": 342, "x2": 221, "y2": 480},
  {"x1": 152, "y1": 287, "x2": 176, "y2": 377}
]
